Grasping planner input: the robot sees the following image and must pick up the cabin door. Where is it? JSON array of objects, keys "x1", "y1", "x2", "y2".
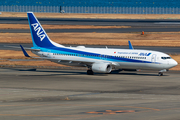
[
  {"x1": 151, "y1": 54, "x2": 156, "y2": 62},
  {"x1": 47, "y1": 50, "x2": 52, "y2": 57}
]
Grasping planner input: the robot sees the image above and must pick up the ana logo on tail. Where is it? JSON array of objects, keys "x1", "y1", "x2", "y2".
[{"x1": 31, "y1": 23, "x2": 46, "y2": 41}]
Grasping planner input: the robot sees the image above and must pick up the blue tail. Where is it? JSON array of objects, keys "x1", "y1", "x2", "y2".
[{"x1": 27, "y1": 12, "x2": 64, "y2": 48}]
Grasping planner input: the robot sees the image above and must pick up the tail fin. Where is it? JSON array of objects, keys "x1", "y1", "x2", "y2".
[{"x1": 27, "y1": 12, "x2": 64, "y2": 48}]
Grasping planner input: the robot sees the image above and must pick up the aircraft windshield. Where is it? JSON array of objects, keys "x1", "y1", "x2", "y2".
[{"x1": 161, "y1": 57, "x2": 171, "y2": 60}]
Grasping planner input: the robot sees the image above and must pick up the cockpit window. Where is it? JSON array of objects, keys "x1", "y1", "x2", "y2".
[{"x1": 161, "y1": 57, "x2": 171, "y2": 60}]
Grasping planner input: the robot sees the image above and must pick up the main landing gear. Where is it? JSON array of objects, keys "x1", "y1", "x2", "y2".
[{"x1": 87, "y1": 70, "x2": 94, "y2": 75}]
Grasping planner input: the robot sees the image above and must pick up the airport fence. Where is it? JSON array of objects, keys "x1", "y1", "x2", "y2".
[{"x1": 1, "y1": 5, "x2": 180, "y2": 14}]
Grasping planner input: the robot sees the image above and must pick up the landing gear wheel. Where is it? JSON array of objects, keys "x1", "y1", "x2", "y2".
[
  {"x1": 158, "y1": 72, "x2": 163, "y2": 76},
  {"x1": 87, "y1": 70, "x2": 94, "y2": 75}
]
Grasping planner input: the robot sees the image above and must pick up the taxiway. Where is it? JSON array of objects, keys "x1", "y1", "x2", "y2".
[{"x1": 0, "y1": 68, "x2": 180, "y2": 120}]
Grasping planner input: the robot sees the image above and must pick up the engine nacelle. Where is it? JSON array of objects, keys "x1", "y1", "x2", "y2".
[{"x1": 92, "y1": 63, "x2": 112, "y2": 73}]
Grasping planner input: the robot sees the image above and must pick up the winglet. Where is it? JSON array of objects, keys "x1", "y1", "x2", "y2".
[
  {"x1": 20, "y1": 45, "x2": 30, "y2": 57},
  {"x1": 128, "y1": 41, "x2": 134, "y2": 49}
]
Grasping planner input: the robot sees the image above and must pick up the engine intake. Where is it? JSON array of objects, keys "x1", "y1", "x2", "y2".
[{"x1": 92, "y1": 63, "x2": 112, "y2": 73}]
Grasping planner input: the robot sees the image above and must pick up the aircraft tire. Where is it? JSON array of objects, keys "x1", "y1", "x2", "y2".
[{"x1": 87, "y1": 70, "x2": 94, "y2": 75}]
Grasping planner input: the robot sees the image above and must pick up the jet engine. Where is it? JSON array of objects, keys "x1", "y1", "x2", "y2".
[{"x1": 92, "y1": 63, "x2": 112, "y2": 73}]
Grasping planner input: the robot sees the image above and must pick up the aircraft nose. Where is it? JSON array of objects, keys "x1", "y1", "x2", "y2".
[{"x1": 170, "y1": 59, "x2": 178, "y2": 67}]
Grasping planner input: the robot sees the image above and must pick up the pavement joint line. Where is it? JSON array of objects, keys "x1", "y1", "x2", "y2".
[
  {"x1": 159, "y1": 107, "x2": 180, "y2": 111},
  {"x1": 0, "y1": 104, "x2": 160, "y2": 111},
  {"x1": 67, "y1": 92, "x2": 101, "y2": 97},
  {"x1": 0, "y1": 114, "x2": 99, "y2": 117},
  {"x1": 86, "y1": 110, "x2": 135, "y2": 114},
  {"x1": 116, "y1": 106, "x2": 160, "y2": 111}
]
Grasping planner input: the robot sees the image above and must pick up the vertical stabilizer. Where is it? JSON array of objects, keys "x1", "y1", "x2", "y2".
[{"x1": 27, "y1": 12, "x2": 64, "y2": 48}]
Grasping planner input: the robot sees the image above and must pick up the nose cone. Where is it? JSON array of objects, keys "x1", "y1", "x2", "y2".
[{"x1": 170, "y1": 59, "x2": 178, "y2": 67}]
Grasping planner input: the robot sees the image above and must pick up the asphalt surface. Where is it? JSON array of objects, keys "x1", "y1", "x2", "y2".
[
  {"x1": 0, "y1": 68, "x2": 180, "y2": 120},
  {"x1": 1, "y1": 17, "x2": 180, "y2": 32},
  {"x1": 2, "y1": 43, "x2": 180, "y2": 54},
  {"x1": 1, "y1": 16, "x2": 180, "y2": 120}
]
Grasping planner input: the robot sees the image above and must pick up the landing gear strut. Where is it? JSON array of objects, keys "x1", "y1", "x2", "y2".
[{"x1": 87, "y1": 70, "x2": 94, "y2": 75}]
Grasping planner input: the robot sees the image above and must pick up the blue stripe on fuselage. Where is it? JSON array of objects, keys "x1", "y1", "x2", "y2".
[{"x1": 34, "y1": 46, "x2": 155, "y2": 64}]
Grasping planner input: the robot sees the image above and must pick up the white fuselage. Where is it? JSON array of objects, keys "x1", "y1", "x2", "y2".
[{"x1": 32, "y1": 46, "x2": 178, "y2": 71}]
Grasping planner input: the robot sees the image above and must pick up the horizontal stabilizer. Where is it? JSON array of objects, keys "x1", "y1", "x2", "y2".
[
  {"x1": 19, "y1": 45, "x2": 54, "y2": 60},
  {"x1": 4, "y1": 45, "x2": 40, "y2": 51}
]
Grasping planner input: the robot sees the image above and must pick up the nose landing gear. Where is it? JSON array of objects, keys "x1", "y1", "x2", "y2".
[
  {"x1": 158, "y1": 69, "x2": 167, "y2": 76},
  {"x1": 158, "y1": 72, "x2": 163, "y2": 76}
]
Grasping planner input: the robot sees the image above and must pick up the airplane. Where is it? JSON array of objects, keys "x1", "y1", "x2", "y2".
[{"x1": 18, "y1": 12, "x2": 178, "y2": 76}]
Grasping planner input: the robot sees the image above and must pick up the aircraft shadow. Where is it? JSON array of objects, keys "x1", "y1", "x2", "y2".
[
  {"x1": 117, "y1": 72, "x2": 168, "y2": 76},
  {"x1": 6, "y1": 68, "x2": 168, "y2": 77},
  {"x1": 10, "y1": 68, "x2": 86, "y2": 76}
]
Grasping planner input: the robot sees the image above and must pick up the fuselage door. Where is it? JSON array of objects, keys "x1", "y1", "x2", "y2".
[
  {"x1": 151, "y1": 54, "x2": 156, "y2": 63},
  {"x1": 47, "y1": 50, "x2": 51, "y2": 57}
]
